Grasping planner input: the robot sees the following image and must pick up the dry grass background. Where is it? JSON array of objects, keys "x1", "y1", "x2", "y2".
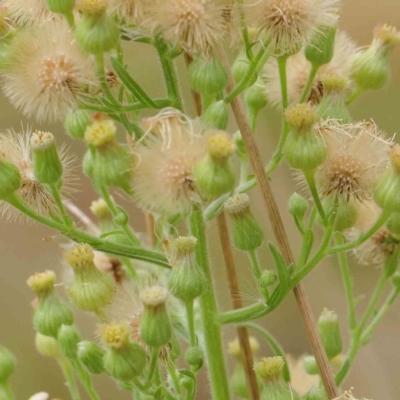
[{"x1": 1, "y1": 1, "x2": 400, "y2": 398}]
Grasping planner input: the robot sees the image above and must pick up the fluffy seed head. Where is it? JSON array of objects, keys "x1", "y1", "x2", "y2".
[
  {"x1": 254, "y1": 356, "x2": 285, "y2": 381},
  {"x1": 27, "y1": 270, "x2": 55, "y2": 294},
  {"x1": 207, "y1": 132, "x2": 236, "y2": 159},
  {"x1": 146, "y1": 0, "x2": 227, "y2": 55},
  {"x1": 225, "y1": 193, "x2": 251, "y2": 216},
  {"x1": 389, "y1": 144, "x2": 400, "y2": 172},
  {"x1": 0, "y1": 128, "x2": 76, "y2": 223},
  {"x1": 139, "y1": 285, "x2": 168, "y2": 307},
  {"x1": 100, "y1": 323, "x2": 130, "y2": 349},
  {"x1": 247, "y1": 0, "x2": 340, "y2": 55},
  {"x1": 312, "y1": 121, "x2": 391, "y2": 202},
  {"x1": 264, "y1": 31, "x2": 357, "y2": 106},
  {"x1": 65, "y1": 243, "x2": 95, "y2": 270},
  {"x1": 85, "y1": 120, "x2": 117, "y2": 147},
  {"x1": 2, "y1": 22, "x2": 97, "y2": 123},
  {"x1": 373, "y1": 24, "x2": 400, "y2": 49},
  {"x1": 228, "y1": 337, "x2": 260, "y2": 357},
  {"x1": 3, "y1": 0, "x2": 55, "y2": 25},
  {"x1": 132, "y1": 110, "x2": 207, "y2": 216}
]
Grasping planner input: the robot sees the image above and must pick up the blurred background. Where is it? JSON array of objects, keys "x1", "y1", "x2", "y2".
[{"x1": 1, "y1": 0, "x2": 400, "y2": 398}]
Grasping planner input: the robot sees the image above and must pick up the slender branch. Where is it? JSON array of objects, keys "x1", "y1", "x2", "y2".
[
  {"x1": 221, "y1": 50, "x2": 339, "y2": 399},
  {"x1": 216, "y1": 212, "x2": 260, "y2": 400},
  {"x1": 299, "y1": 64, "x2": 319, "y2": 103},
  {"x1": 63, "y1": 202, "x2": 100, "y2": 235}
]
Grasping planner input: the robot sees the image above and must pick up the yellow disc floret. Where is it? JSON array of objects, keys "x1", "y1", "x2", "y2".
[
  {"x1": 254, "y1": 356, "x2": 285, "y2": 381},
  {"x1": 65, "y1": 243, "x2": 95, "y2": 270},
  {"x1": 85, "y1": 119, "x2": 117, "y2": 147},
  {"x1": 207, "y1": 132, "x2": 236, "y2": 160},
  {"x1": 27, "y1": 270, "x2": 55, "y2": 293},
  {"x1": 100, "y1": 323, "x2": 130, "y2": 349}
]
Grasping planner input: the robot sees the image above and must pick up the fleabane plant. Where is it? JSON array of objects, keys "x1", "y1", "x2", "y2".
[{"x1": 0, "y1": 0, "x2": 399, "y2": 400}]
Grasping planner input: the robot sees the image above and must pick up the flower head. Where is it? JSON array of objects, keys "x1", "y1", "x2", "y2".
[
  {"x1": 132, "y1": 109, "x2": 207, "y2": 216},
  {"x1": 1, "y1": 22, "x2": 97, "y2": 122},
  {"x1": 264, "y1": 31, "x2": 357, "y2": 106},
  {"x1": 247, "y1": 0, "x2": 340, "y2": 55},
  {"x1": 145, "y1": 0, "x2": 228, "y2": 55},
  {"x1": 0, "y1": 128, "x2": 76, "y2": 223},
  {"x1": 3, "y1": 0, "x2": 54, "y2": 25}
]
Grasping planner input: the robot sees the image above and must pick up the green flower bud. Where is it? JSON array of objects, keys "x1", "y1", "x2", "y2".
[
  {"x1": 100, "y1": 324, "x2": 147, "y2": 381},
  {"x1": 245, "y1": 79, "x2": 267, "y2": 116},
  {"x1": 305, "y1": 27, "x2": 336, "y2": 67},
  {"x1": 232, "y1": 52, "x2": 257, "y2": 86},
  {"x1": 303, "y1": 356, "x2": 319, "y2": 375},
  {"x1": 202, "y1": 100, "x2": 229, "y2": 130},
  {"x1": 139, "y1": 285, "x2": 172, "y2": 347},
  {"x1": 317, "y1": 309, "x2": 343, "y2": 360},
  {"x1": 0, "y1": 346, "x2": 16, "y2": 384},
  {"x1": 0, "y1": 160, "x2": 21, "y2": 200},
  {"x1": 288, "y1": 193, "x2": 309, "y2": 219},
  {"x1": 78, "y1": 341, "x2": 105, "y2": 374},
  {"x1": 184, "y1": 346, "x2": 203, "y2": 368},
  {"x1": 58, "y1": 325, "x2": 81, "y2": 360},
  {"x1": 305, "y1": 387, "x2": 328, "y2": 400},
  {"x1": 317, "y1": 75, "x2": 351, "y2": 123},
  {"x1": 194, "y1": 132, "x2": 236, "y2": 200},
  {"x1": 189, "y1": 58, "x2": 228, "y2": 96},
  {"x1": 30, "y1": 131, "x2": 63, "y2": 185},
  {"x1": 75, "y1": 13, "x2": 119, "y2": 55},
  {"x1": 284, "y1": 104, "x2": 327, "y2": 171},
  {"x1": 225, "y1": 193, "x2": 264, "y2": 251},
  {"x1": 84, "y1": 120, "x2": 133, "y2": 192},
  {"x1": 374, "y1": 145, "x2": 400, "y2": 212},
  {"x1": 259, "y1": 270, "x2": 278, "y2": 288},
  {"x1": 254, "y1": 357, "x2": 300, "y2": 400},
  {"x1": 387, "y1": 212, "x2": 400, "y2": 235},
  {"x1": 169, "y1": 237, "x2": 207, "y2": 302},
  {"x1": 46, "y1": 0, "x2": 74, "y2": 15},
  {"x1": 35, "y1": 333, "x2": 62, "y2": 359},
  {"x1": 231, "y1": 362, "x2": 263, "y2": 399},
  {"x1": 64, "y1": 109, "x2": 91, "y2": 139},
  {"x1": 27, "y1": 271, "x2": 74, "y2": 338},
  {"x1": 234, "y1": 131, "x2": 248, "y2": 161},
  {"x1": 320, "y1": 197, "x2": 357, "y2": 231},
  {"x1": 65, "y1": 244, "x2": 116, "y2": 312}
]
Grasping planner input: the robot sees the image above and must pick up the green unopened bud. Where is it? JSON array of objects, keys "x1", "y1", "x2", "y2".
[
  {"x1": 225, "y1": 194, "x2": 264, "y2": 251},
  {"x1": 288, "y1": 193, "x2": 309, "y2": 219},
  {"x1": 75, "y1": 13, "x2": 119, "y2": 54},
  {"x1": 189, "y1": 58, "x2": 228, "y2": 95},
  {"x1": 305, "y1": 387, "x2": 328, "y2": 400},
  {"x1": 305, "y1": 27, "x2": 337, "y2": 67},
  {"x1": 30, "y1": 131, "x2": 63, "y2": 185},
  {"x1": 374, "y1": 144, "x2": 400, "y2": 212},
  {"x1": 259, "y1": 270, "x2": 278, "y2": 287},
  {"x1": 284, "y1": 104, "x2": 327, "y2": 171},
  {"x1": 231, "y1": 362, "x2": 263, "y2": 399},
  {"x1": 64, "y1": 109, "x2": 91, "y2": 139},
  {"x1": 78, "y1": 341, "x2": 105, "y2": 374},
  {"x1": 46, "y1": 0, "x2": 74, "y2": 15},
  {"x1": 139, "y1": 286, "x2": 172, "y2": 347},
  {"x1": 232, "y1": 52, "x2": 257, "y2": 86},
  {"x1": 65, "y1": 244, "x2": 116, "y2": 312},
  {"x1": 234, "y1": 131, "x2": 247, "y2": 161},
  {"x1": 202, "y1": 100, "x2": 229, "y2": 130},
  {"x1": 320, "y1": 197, "x2": 357, "y2": 231},
  {"x1": 35, "y1": 333, "x2": 62, "y2": 359},
  {"x1": 387, "y1": 212, "x2": 400, "y2": 235},
  {"x1": 169, "y1": 237, "x2": 207, "y2": 301},
  {"x1": 84, "y1": 120, "x2": 133, "y2": 192},
  {"x1": 245, "y1": 79, "x2": 267, "y2": 113},
  {"x1": 0, "y1": 346, "x2": 16, "y2": 384},
  {"x1": 100, "y1": 324, "x2": 147, "y2": 381},
  {"x1": 194, "y1": 132, "x2": 236, "y2": 200},
  {"x1": 58, "y1": 325, "x2": 81, "y2": 359},
  {"x1": 184, "y1": 346, "x2": 203, "y2": 368},
  {"x1": 317, "y1": 309, "x2": 343, "y2": 360},
  {"x1": 254, "y1": 357, "x2": 299, "y2": 399},
  {"x1": 303, "y1": 356, "x2": 319, "y2": 375},
  {"x1": 0, "y1": 159, "x2": 21, "y2": 200},
  {"x1": 27, "y1": 271, "x2": 74, "y2": 338}
]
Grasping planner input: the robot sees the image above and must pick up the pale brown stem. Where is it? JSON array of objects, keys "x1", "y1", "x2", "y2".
[
  {"x1": 63, "y1": 201, "x2": 100, "y2": 235},
  {"x1": 221, "y1": 51, "x2": 339, "y2": 399},
  {"x1": 217, "y1": 212, "x2": 260, "y2": 400}
]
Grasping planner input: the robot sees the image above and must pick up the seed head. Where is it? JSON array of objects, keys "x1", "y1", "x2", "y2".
[{"x1": 3, "y1": 0, "x2": 55, "y2": 25}]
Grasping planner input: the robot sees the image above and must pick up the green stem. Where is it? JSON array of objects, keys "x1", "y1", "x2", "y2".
[
  {"x1": 336, "y1": 234, "x2": 357, "y2": 331},
  {"x1": 185, "y1": 301, "x2": 197, "y2": 346},
  {"x1": 99, "y1": 186, "x2": 141, "y2": 246},
  {"x1": 236, "y1": 0, "x2": 254, "y2": 60},
  {"x1": 71, "y1": 360, "x2": 101, "y2": 400},
  {"x1": 189, "y1": 207, "x2": 230, "y2": 400},
  {"x1": 64, "y1": 11, "x2": 75, "y2": 29},
  {"x1": 277, "y1": 56, "x2": 288, "y2": 109},
  {"x1": 49, "y1": 183, "x2": 72, "y2": 227},
  {"x1": 249, "y1": 250, "x2": 269, "y2": 300},
  {"x1": 217, "y1": 302, "x2": 269, "y2": 325},
  {"x1": 147, "y1": 347, "x2": 160, "y2": 383},
  {"x1": 346, "y1": 86, "x2": 364, "y2": 105},
  {"x1": 335, "y1": 339, "x2": 358, "y2": 386},
  {"x1": 59, "y1": 359, "x2": 81, "y2": 400},
  {"x1": 167, "y1": 361, "x2": 182, "y2": 397},
  {"x1": 303, "y1": 170, "x2": 326, "y2": 224},
  {"x1": 299, "y1": 64, "x2": 319, "y2": 103},
  {"x1": 1, "y1": 383, "x2": 15, "y2": 400}
]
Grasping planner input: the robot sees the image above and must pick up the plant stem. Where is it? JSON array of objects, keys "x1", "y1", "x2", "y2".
[
  {"x1": 299, "y1": 64, "x2": 319, "y2": 103},
  {"x1": 222, "y1": 50, "x2": 339, "y2": 398},
  {"x1": 236, "y1": 0, "x2": 254, "y2": 59},
  {"x1": 189, "y1": 208, "x2": 230, "y2": 400},
  {"x1": 147, "y1": 347, "x2": 160, "y2": 383},
  {"x1": 167, "y1": 361, "x2": 182, "y2": 397},
  {"x1": 1, "y1": 383, "x2": 15, "y2": 400},
  {"x1": 59, "y1": 359, "x2": 81, "y2": 400},
  {"x1": 216, "y1": 212, "x2": 260, "y2": 400},
  {"x1": 71, "y1": 360, "x2": 101, "y2": 400},
  {"x1": 49, "y1": 183, "x2": 73, "y2": 227},
  {"x1": 303, "y1": 170, "x2": 326, "y2": 224},
  {"x1": 336, "y1": 234, "x2": 357, "y2": 331},
  {"x1": 185, "y1": 300, "x2": 197, "y2": 347}
]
